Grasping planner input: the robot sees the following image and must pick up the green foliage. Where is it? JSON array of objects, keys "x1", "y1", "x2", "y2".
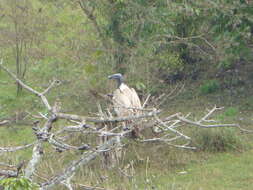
[
  {"x1": 135, "y1": 81, "x2": 146, "y2": 91},
  {"x1": 0, "y1": 177, "x2": 38, "y2": 190},
  {"x1": 205, "y1": 1, "x2": 253, "y2": 70},
  {"x1": 243, "y1": 96, "x2": 253, "y2": 111},
  {"x1": 193, "y1": 128, "x2": 244, "y2": 152},
  {"x1": 224, "y1": 107, "x2": 239, "y2": 117},
  {"x1": 218, "y1": 58, "x2": 234, "y2": 70},
  {"x1": 1, "y1": 0, "x2": 252, "y2": 100},
  {"x1": 200, "y1": 80, "x2": 220, "y2": 94},
  {"x1": 218, "y1": 107, "x2": 239, "y2": 121},
  {"x1": 156, "y1": 52, "x2": 184, "y2": 74}
]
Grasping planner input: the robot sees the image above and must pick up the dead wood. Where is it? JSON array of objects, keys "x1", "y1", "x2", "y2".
[{"x1": 0, "y1": 60, "x2": 248, "y2": 189}]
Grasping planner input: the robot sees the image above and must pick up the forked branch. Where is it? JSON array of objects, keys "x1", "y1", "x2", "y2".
[{"x1": 0, "y1": 59, "x2": 246, "y2": 190}]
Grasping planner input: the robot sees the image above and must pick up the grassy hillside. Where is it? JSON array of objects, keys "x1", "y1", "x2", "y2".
[
  {"x1": 0, "y1": 0, "x2": 253, "y2": 189},
  {"x1": 1, "y1": 80, "x2": 253, "y2": 189},
  {"x1": 1, "y1": 53, "x2": 253, "y2": 189}
]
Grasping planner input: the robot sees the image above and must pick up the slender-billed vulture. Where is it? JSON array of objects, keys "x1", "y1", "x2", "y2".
[{"x1": 108, "y1": 73, "x2": 142, "y2": 136}]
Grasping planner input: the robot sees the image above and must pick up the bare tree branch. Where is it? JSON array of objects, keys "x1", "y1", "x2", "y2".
[
  {"x1": 0, "y1": 143, "x2": 34, "y2": 153},
  {"x1": 0, "y1": 58, "x2": 247, "y2": 190},
  {"x1": 40, "y1": 137, "x2": 119, "y2": 189},
  {"x1": 78, "y1": 0, "x2": 109, "y2": 49},
  {"x1": 0, "y1": 169, "x2": 18, "y2": 178},
  {"x1": 177, "y1": 115, "x2": 239, "y2": 128},
  {"x1": 75, "y1": 183, "x2": 108, "y2": 190},
  {"x1": 0, "y1": 120, "x2": 10, "y2": 126},
  {"x1": 0, "y1": 60, "x2": 52, "y2": 110},
  {"x1": 154, "y1": 114, "x2": 191, "y2": 140},
  {"x1": 41, "y1": 79, "x2": 60, "y2": 95},
  {"x1": 25, "y1": 141, "x2": 43, "y2": 179},
  {"x1": 48, "y1": 134, "x2": 90, "y2": 151},
  {"x1": 57, "y1": 109, "x2": 160, "y2": 123},
  {"x1": 0, "y1": 161, "x2": 25, "y2": 178}
]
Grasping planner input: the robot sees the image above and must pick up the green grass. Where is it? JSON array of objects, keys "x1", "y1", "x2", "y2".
[
  {"x1": 0, "y1": 126, "x2": 35, "y2": 145},
  {"x1": 96, "y1": 151, "x2": 253, "y2": 190},
  {"x1": 192, "y1": 128, "x2": 246, "y2": 152},
  {"x1": 0, "y1": 126, "x2": 35, "y2": 163},
  {"x1": 1, "y1": 71, "x2": 253, "y2": 190},
  {"x1": 217, "y1": 107, "x2": 239, "y2": 121},
  {"x1": 161, "y1": 151, "x2": 253, "y2": 190}
]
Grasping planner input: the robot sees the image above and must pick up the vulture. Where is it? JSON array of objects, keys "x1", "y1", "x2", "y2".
[{"x1": 108, "y1": 73, "x2": 142, "y2": 136}]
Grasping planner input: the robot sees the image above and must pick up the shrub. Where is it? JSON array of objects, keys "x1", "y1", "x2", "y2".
[
  {"x1": 243, "y1": 96, "x2": 253, "y2": 111},
  {"x1": 218, "y1": 107, "x2": 238, "y2": 121},
  {"x1": 0, "y1": 177, "x2": 38, "y2": 190},
  {"x1": 224, "y1": 107, "x2": 238, "y2": 117},
  {"x1": 200, "y1": 80, "x2": 220, "y2": 94},
  {"x1": 193, "y1": 128, "x2": 244, "y2": 152}
]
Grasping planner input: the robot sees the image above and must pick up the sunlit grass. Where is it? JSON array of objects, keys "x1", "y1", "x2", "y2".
[
  {"x1": 0, "y1": 126, "x2": 35, "y2": 163},
  {"x1": 87, "y1": 150, "x2": 253, "y2": 190},
  {"x1": 0, "y1": 126, "x2": 35, "y2": 145}
]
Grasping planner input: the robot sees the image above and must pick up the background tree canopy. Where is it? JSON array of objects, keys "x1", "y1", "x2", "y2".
[
  {"x1": 0, "y1": 0, "x2": 252, "y2": 112},
  {"x1": 0, "y1": 1, "x2": 253, "y2": 189}
]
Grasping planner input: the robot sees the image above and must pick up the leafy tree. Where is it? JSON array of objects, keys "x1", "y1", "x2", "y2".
[{"x1": 191, "y1": 0, "x2": 253, "y2": 69}]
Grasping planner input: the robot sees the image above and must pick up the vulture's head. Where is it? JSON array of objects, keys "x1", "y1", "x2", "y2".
[{"x1": 108, "y1": 73, "x2": 123, "y2": 87}]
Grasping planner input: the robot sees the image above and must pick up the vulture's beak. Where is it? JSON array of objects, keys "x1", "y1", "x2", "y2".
[{"x1": 108, "y1": 73, "x2": 122, "y2": 80}]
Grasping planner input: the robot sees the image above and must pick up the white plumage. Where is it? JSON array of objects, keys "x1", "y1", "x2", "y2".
[
  {"x1": 112, "y1": 83, "x2": 142, "y2": 117},
  {"x1": 108, "y1": 73, "x2": 142, "y2": 137}
]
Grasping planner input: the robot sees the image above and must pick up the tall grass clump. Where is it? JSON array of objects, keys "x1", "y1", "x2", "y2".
[
  {"x1": 217, "y1": 107, "x2": 238, "y2": 121},
  {"x1": 243, "y1": 96, "x2": 253, "y2": 111},
  {"x1": 193, "y1": 128, "x2": 244, "y2": 152},
  {"x1": 200, "y1": 80, "x2": 220, "y2": 94},
  {"x1": 223, "y1": 107, "x2": 238, "y2": 117}
]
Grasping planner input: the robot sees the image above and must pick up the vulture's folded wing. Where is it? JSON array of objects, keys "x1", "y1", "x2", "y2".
[
  {"x1": 112, "y1": 89, "x2": 132, "y2": 117},
  {"x1": 130, "y1": 88, "x2": 142, "y2": 109}
]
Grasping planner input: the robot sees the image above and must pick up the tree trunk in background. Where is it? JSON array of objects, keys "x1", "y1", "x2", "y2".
[
  {"x1": 11, "y1": 0, "x2": 29, "y2": 96},
  {"x1": 14, "y1": 32, "x2": 27, "y2": 96},
  {"x1": 15, "y1": 40, "x2": 22, "y2": 96}
]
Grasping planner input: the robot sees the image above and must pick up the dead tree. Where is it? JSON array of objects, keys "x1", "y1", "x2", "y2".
[{"x1": 0, "y1": 60, "x2": 248, "y2": 189}]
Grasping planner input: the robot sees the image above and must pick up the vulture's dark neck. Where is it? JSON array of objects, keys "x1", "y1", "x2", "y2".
[{"x1": 116, "y1": 77, "x2": 123, "y2": 88}]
